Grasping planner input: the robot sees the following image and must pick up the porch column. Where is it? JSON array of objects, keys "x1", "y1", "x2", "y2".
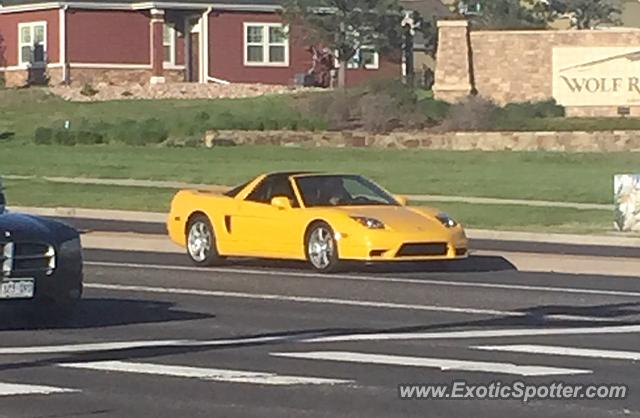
[{"x1": 150, "y1": 8, "x2": 165, "y2": 84}]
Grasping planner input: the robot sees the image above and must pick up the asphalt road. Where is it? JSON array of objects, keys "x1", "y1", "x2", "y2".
[{"x1": 1, "y1": 250, "x2": 639, "y2": 418}]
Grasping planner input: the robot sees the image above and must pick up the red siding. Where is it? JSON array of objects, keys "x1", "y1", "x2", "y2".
[
  {"x1": 66, "y1": 9, "x2": 150, "y2": 64},
  {"x1": 175, "y1": 30, "x2": 185, "y2": 66},
  {"x1": 209, "y1": 11, "x2": 308, "y2": 85},
  {"x1": 0, "y1": 9, "x2": 59, "y2": 67},
  {"x1": 208, "y1": 10, "x2": 399, "y2": 86}
]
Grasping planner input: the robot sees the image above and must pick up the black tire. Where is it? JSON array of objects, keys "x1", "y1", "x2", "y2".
[
  {"x1": 305, "y1": 221, "x2": 341, "y2": 273},
  {"x1": 186, "y1": 214, "x2": 224, "y2": 267}
]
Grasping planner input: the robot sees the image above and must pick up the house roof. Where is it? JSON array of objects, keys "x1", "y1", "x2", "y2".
[
  {"x1": 0, "y1": 0, "x2": 451, "y2": 13},
  {"x1": 0, "y1": 0, "x2": 282, "y2": 7}
]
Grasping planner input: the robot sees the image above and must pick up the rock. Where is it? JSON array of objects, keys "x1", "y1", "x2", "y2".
[
  {"x1": 48, "y1": 82, "x2": 321, "y2": 102},
  {"x1": 204, "y1": 130, "x2": 218, "y2": 148}
]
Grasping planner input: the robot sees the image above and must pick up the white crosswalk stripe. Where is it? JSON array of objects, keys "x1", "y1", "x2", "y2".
[
  {"x1": 474, "y1": 344, "x2": 640, "y2": 361},
  {"x1": 59, "y1": 360, "x2": 353, "y2": 386},
  {"x1": 270, "y1": 351, "x2": 592, "y2": 376},
  {"x1": 0, "y1": 382, "x2": 78, "y2": 397}
]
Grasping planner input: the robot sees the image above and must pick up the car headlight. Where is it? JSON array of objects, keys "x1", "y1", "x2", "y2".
[
  {"x1": 59, "y1": 237, "x2": 82, "y2": 259},
  {"x1": 351, "y1": 216, "x2": 385, "y2": 229},
  {"x1": 436, "y1": 213, "x2": 458, "y2": 228}
]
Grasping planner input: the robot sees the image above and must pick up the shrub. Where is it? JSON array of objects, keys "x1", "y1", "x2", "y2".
[
  {"x1": 194, "y1": 111, "x2": 210, "y2": 123},
  {"x1": 80, "y1": 83, "x2": 99, "y2": 97},
  {"x1": 53, "y1": 129, "x2": 77, "y2": 146},
  {"x1": 439, "y1": 96, "x2": 500, "y2": 131},
  {"x1": 75, "y1": 131, "x2": 105, "y2": 145},
  {"x1": 137, "y1": 118, "x2": 169, "y2": 145},
  {"x1": 420, "y1": 98, "x2": 450, "y2": 124},
  {"x1": 34, "y1": 127, "x2": 53, "y2": 144},
  {"x1": 303, "y1": 79, "x2": 440, "y2": 131},
  {"x1": 184, "y1": 136, "x2": 201, "y2": 148},
  {"x1": 359, "y1": 93, "x2": 402, "y2": 132},
  {"x1": 494, "y1": 99, "x2": 565, "y2": 129}
]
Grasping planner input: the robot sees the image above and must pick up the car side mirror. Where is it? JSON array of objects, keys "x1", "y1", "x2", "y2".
[
  {"x1": 395, "y1": 194, "x2": 408, "y2": 206},
  {"x1": 271, "y1": 196, "x2": 292, "y2": 210}
]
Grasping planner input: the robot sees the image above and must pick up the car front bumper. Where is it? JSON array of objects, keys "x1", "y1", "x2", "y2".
[{"x1": 335, "y1": 226, "x2": 469, "y2": 262}]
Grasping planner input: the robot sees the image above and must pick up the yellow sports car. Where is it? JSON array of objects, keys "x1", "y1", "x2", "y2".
[{"x1": 167, "y1": 172, "x2": 468, "y2": 272}]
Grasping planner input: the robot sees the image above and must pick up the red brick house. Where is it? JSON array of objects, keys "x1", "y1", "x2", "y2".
[{"x1": 0, "y1": 0, "x2": 401, "y2": 87}]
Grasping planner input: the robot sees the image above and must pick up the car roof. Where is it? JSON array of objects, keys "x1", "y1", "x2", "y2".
[
  {"x1": 289, "y1": 172, "x2": 358, "y2": 179},
  {"x1": 264, "y1": 171, "x2": 320, "y2": 178}
]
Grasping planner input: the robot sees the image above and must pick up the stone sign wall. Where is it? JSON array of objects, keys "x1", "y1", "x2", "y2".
[
  {"x1": 203, "y1": 129, "x2": 640, "y2": 152},
  {"x1": 554, "y1": 47, "x2": 640, "y2": 107},
  {"x1": 433, "y1": 21, "x2": 640, "y2": 117}
]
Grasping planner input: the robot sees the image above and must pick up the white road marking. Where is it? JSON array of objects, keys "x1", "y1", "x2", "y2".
[
  {"x1": 474, "y1": 344, "x2": 640, "y2": 361},
  {"x1": 303, "y1": 324, "x2": 640, "y2": 343},
  {"x1": 85, "y1": 261, "x2": 640, "y2": 298},
  {"x1": 270, "y1": 351, "x2": 591, "y2": 377},
  {"x1": 85, "y1": 282, "x2": 615, "y2": 322},
  {"x1": 0, "y1": 382, "x2": 78, "y2": 396},
  {"x1": 0, "y1": 340, "x2": 190, "y2": 355},
  {"x1": 2, "y1": 325, "x2": 640, "y2": 358},
  {"x1": 0, "y1": 336, "x2": 307, "y2": 355},
  {"x1": 60, "y1": 361, "x2": 352, "y2": 386}
]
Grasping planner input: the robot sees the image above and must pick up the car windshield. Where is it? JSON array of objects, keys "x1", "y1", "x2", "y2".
[{"x1": 295, "y1": 175, "x2": 399, "y2": 207}]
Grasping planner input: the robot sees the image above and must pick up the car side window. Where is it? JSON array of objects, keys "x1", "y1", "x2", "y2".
[{"x1": 245, "y1": 176, "x2": 299, "y2": 208}]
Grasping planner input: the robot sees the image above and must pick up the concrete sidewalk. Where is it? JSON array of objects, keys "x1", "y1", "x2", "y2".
[
  {"x1": 81, "y1": 231, "x2": 640, "y2": 278},
  {"x1": 5, "y1": 174, "x2": 613, "y2": 211},
  {"x1": 9, "y1": 205, "x2": 640, "y2": 248}
]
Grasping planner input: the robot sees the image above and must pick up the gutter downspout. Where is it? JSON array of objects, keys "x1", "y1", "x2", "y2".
[
  {"x1": 201, "y1": 6, "x2": 211, "y2": 83},
  {"x1": 60, "y1": 5, "x2": 68, "y2": 84}
]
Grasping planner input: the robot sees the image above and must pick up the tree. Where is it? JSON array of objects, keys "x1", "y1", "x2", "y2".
[
  {"x1": 282, "y1": 0, "x2": 405, "y2": 88},
  {"x1": 462, "y1": 0, "x2": 550, "y2": 29},
  {"x1": 547, "y1": 0, "x2": 621, "y2": 29}
]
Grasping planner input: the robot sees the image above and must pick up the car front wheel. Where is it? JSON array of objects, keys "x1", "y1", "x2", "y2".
[
  {"x1": 186, "y1": 215, "x2": 224, "y2": 266},
  {"x1": 305, "y1": 222, "x2": 341, "y2": 273}
]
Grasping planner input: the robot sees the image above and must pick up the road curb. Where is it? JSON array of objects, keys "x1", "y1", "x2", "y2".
[{"x1": 10, "y1": 205, "x2": 639, "y2": 248}]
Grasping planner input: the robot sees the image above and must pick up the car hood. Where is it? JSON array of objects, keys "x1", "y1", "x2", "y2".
[
  {"x1": 0, "y1": 212, "x2": 78, "y2": 243},
  {"x1": 334, "y1": 205, "x2": 447, "y2": 233}
]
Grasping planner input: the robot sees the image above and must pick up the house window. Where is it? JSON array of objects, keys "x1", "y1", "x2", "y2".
[
  {"x1": 244, "y1": 23, "x2": 289, "y2": 66},
  {"x1": 347, "y1": 47, "x2": 379, "y2": 70},
  {"x1": 18, "y1": 22, "x2": 47, "y2": 66},
  {"x1": 163, "y1": 24, "x2": 175, "y2": 65}
]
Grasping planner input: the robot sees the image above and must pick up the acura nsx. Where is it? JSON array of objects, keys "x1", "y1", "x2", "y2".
[{"x1": 167, "y1": 172, "x2": 468, "y2": 272}]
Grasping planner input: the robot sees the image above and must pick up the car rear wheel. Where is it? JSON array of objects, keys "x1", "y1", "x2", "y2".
[
  {"x1": 186, "y1": 215, "x2": 224, "y2": 266},
  {"x1": 305, "y1": 222, "x2": 341, "y2": 273}
]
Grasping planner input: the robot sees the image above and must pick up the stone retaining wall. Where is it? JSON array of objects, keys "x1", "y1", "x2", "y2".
[{"x1": 204, "y1": 129, "x2": 640, "y2": 152}]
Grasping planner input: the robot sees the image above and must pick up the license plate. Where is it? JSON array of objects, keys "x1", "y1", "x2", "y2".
[{"x1": 0, "y1": 279, "x2": 35, "y2": 299}]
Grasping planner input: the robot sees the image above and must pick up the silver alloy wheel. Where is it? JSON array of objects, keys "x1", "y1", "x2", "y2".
[
  {"x1": 187, "y1": 221, "x2": 212, "y2": 262},
  {"x1": 307, "y1": 226, "x2": 334, "y2": 269}
]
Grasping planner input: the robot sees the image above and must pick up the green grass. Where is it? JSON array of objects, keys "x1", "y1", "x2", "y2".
[
  {"x1": 0, "y1": 88, "x2": 326, "y2": 143},
  {"x1": 3, "y1": 179, "x2": 613, "y2": 233},
  {"x1": 1, "y1": 143, "x2": 638, "y2": 204},
  {"x1": 5, "y1": 179, "x2": 175, "y2": 212}
]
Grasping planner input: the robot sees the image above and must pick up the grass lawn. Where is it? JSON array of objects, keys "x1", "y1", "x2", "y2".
[
  {"x1": 1, "y1": 143, "x2": 638, "y2": 204},
  {"x1": 3, "y1": 179, "x2": 613, "y2": 234},
  {"x1": 0, "y1": 88, "x2": 326, "y2": 143},
  {"x1": 5, "y1": 179, "x2": 175, "y2": 212}
]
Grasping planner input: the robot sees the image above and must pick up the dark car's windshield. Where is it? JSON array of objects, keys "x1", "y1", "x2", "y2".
[{"x1": 295, "y1": 175, "x2": 399, "y2": 207}]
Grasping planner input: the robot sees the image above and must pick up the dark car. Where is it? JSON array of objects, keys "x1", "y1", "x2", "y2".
[{"x1": 0, "y1": 182, "x2": 83, "y2": 311}]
